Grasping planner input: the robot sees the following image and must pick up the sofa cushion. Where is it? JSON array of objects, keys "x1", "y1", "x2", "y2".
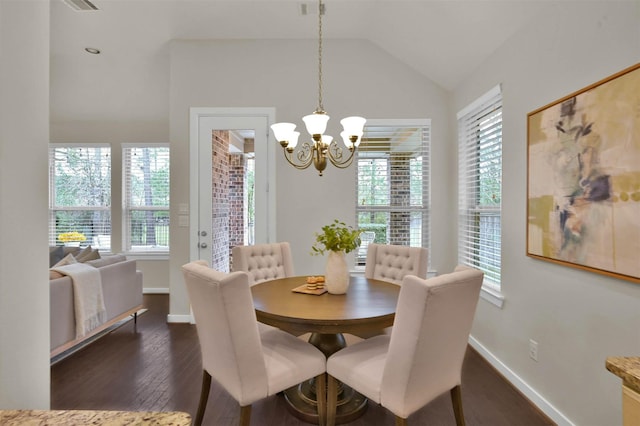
[
  {"x1": 86, "y1": 254, "x2": 126, "y2": 268},
  {"x1": 50, "y1": 253, "x2": 124, "y2": 280},
  {"x1": 49, "y1": 246, "x2": 64, "y2": 267},
  {"x1": 63, "y1": 246, "x2": 82, "y2": 257}
]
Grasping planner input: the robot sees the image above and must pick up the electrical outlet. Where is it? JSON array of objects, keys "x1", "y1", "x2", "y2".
[{"x1": 529, "y1": 339, "x2": 539, "y2": 362}]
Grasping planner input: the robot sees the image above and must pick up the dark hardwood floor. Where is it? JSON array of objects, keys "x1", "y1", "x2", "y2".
[{"x1": 51, "y1": 294, "x2": 555, "y2": 425}]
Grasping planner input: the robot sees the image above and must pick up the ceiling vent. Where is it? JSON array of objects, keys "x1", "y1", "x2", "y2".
[
  {"x1": 62, "y1": 0, "x2": 99, "y2": 11},
  {"x1": 299, "y1": 3, "x2": 325, "y2": 16}
]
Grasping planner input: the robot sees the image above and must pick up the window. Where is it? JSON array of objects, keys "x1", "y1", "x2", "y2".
[
  {"x1": 457, "y1": 85, "x2": 502, "y2": 288},
  {"x1": 355, "y1": 120, "x2": 430, "y2": 265},
  {"x1": 49, "y1": 145, "x2": 111, "y2": 250},
  {"x1": 123, "y1": 144, "x2": 170, "y2": 252}
]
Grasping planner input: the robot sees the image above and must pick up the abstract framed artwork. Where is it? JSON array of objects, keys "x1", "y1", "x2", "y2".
[{"x1": 527, "y1": 63, "x2": 640, "y2": 284}]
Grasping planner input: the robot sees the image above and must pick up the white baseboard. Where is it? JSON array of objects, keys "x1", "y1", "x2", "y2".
[
  {"x1": 167, "y1": 314, "x2": 193, "y2": 323},
  {"x1": 143, "y1": 288, "x2": 169, "y2": 294},
  {"x1": 468, "y1": 336, "x2": 574, "y2": 426}
]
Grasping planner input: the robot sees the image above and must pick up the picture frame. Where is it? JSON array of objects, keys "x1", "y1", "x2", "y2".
[{"x1": 527, "y1": 63, "x2": 640, "y2": 284}]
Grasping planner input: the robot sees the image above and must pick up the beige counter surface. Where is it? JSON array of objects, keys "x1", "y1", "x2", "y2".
[
  {"x1": 0, "y1": 410, "x2": 191, "y2": 425},
  {"x1": 606, "y1": 357, "x2": 640, "y2": 393}
]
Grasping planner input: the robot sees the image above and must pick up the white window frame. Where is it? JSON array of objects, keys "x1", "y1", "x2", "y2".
[
  {"x1": 457, "y1": 85, "x2": 504, "y2": 308},
  {"x1": 49, "y1": 143, "x2": 112, "y2": 251},
  {"x1": 122, "y1": 143, "x2": 170, "y2": 257},
  {"x1": 355, "y1": 119, "x2": 431, "y2": 267}
]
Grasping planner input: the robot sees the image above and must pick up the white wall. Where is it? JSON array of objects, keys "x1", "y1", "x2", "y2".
[
  {"x1": 454, "y1": 2, "x2": 640, "y2": 425},
  {"x1": 0, "y1": 0, "x2": 50, "y2": 409},
  {"x1": 168, "y1": 39, "x2": 454, "y2": 317}
]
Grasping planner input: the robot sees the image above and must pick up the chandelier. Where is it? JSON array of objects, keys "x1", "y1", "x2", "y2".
[{"x1": 270, "y1": 0, "x2": 366, "y2": 176}]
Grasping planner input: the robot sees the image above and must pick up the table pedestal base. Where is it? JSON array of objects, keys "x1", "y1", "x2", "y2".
[
  {"x1": 284, "y1": 378, "x2": 367, "y2": 425},
  {"x1": 282, "y1": 332, "x2": 368, "y2": 425}
]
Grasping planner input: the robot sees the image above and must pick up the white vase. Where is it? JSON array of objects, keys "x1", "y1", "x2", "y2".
[{"x1": 325, "y1": 250, "x2": 349, "y2": 294}]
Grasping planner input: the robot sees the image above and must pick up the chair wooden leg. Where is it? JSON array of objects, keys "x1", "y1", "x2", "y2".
[
  {"x1": 326, "y1": 374, "x2": 338, "y2": 426},
  {"x1": 239, "y1": 405, "x2": 251, "y2": 426},
  {"x1": 315, "y1": 373, "x2": 327, "y2": 426},
  {"x1": 194, "y1": 370, "x2": 212, "y2": 426},
  {"x1": 395, "y1": 416, "x2": 408, "y2": 426},
  {"x1": 450, "y1": 385, "x2": 466, "y2": 426}
]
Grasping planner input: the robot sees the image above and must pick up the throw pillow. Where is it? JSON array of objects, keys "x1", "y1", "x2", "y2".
[
  {"x1": 49, "y1": 246, "x2": 64, "y2": 267},
  {"x1": 52, "y1": 253, "x2": 77, "y2": 267},
  {"x1": 49, "y1": 270, "x2": 65, "y2": 280},
  {"x1": 86, "y1": 254, "x2": 126, "y2": 268},
  {"x1": 75, "y1": 245, "x2": 93, "y2": 261},
  {"x1": 78, "y1": 248, "x2": 101, "y2": 263}
]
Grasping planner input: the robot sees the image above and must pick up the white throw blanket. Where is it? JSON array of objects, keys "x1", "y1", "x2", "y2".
[{"x1": 51, "y1": 263, "x2": 107, "y2": 338}]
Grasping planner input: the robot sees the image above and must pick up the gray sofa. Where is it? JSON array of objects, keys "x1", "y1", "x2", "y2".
[{"x1": 50, "y1": 254, "x2": 143, "y2": 358}]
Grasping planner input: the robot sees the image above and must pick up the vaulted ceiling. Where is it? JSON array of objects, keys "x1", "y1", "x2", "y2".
[{"x1": 50, "y1": 0, "x2": 548, "y2": 122}]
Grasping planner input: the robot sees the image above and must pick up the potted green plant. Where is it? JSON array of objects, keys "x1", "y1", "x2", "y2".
[{"x1": 311, "y1": 220, "x2": 363, "y2": 294}]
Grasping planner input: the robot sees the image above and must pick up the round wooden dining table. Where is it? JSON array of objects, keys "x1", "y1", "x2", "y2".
[{"x1": 251, "y1": 275, "x2": 400, "y2": 425}]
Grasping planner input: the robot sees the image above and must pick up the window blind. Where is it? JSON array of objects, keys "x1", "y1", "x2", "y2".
[
  {"x1": 123, "y1": 144, "x2": 170, "y2": 252},
  {"x1": 49, "y1": 145, "x2": 111, "y2": 250},
  {"x1": 355, "y1": 120, "x2": 430, "y2": 264},
  {"x1": 457, "y1": 85, "x2": 502, "y2": 285}
]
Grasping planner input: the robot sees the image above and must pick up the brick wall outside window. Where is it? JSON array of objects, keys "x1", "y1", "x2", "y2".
[
  {"x1": 389, "y1": 153, "x2": 411, "y2": 245},
  {"x1": 211, "y1": 130, "x2": 230, "y2": 272},
  {"x1": 209, "y1": 131, "x2": 248, "y2": 272},
  {"x1": 229, "y1": 154, "x2": 246, "y2": 270}
]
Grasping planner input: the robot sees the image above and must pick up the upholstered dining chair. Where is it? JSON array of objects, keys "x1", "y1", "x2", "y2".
[
  {"x1": 345, "y1": 243, "x2": 429, "y2": 341},
  {"x1": 181, "y1": 260, "x2": 327, "y2": 426},
  {"x1": 326, "y1": 265, "x2": 484, "y2": 426},
  {"x1": 364, "y1": 243, "x2": 428, "y2": 285},
  {"x1": 232, "y1": 242, "x2": 295, "y2": 286}
]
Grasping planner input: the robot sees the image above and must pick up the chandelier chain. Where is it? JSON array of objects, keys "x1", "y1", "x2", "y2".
[
  {"x1": 317, "y1": 0, "x2": 324, "y2": 113},
  {"x1": 270, "y1": 0, "x2": 365, "y2": 176}
]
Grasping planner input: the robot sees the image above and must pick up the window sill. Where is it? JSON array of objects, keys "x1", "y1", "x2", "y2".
[
  {"x1": 480, "y1": 281, "x2": 504, "y2": 308},
  {"x1": 123, "y1": 252, "x2": 169, "y2": 261}
]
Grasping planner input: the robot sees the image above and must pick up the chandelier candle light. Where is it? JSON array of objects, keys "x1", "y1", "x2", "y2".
[{"x1": 270, "y1": 0, "x2": 366, "y2": 176}]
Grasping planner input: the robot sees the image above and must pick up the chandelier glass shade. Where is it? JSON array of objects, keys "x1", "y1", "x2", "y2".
[{"x1": 270, "y1": 0, "x2": 366, "y2": 176}]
